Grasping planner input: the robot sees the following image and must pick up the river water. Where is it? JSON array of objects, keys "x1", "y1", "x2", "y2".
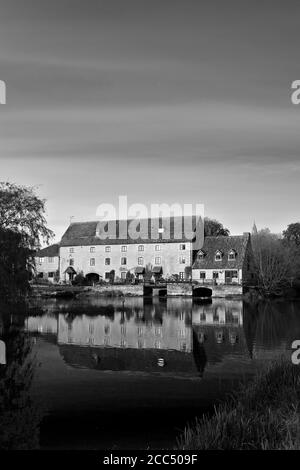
[{"x1": 2, "y1": 297, "x2": 300, "y2": 449}]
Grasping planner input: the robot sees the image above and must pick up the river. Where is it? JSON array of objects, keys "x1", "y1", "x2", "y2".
[{"x1": 1, "y1": 296, "x2": 299, "y2": 449}]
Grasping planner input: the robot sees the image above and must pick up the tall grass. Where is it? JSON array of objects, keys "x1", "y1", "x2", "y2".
[{"x1": 177, "y1": 358, "x2": 300, "y2": 450}]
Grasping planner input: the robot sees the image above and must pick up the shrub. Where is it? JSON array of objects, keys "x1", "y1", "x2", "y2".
[{"x1": 177, "y1": 359, "x2": 300, "y2": 450}]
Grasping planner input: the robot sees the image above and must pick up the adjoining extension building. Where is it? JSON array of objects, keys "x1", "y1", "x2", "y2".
[
  {"x1": 59, "y1": 217, "x2": 198, "y2": 283},
  {"x1": 192, "y1": 233, "x2": 256, "y2": 285},
  {"x1": 35, "y1": 243, "x2": 60, "y2": 283}
]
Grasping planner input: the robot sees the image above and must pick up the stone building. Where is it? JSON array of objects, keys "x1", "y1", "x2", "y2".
[
  {"x1": 192, "y1": 233, "x2": 256, "y2": 286},
  {"x1": 59, "y1": 217, "x2": 197, "y2": 283},
  {"x1": 35, "y1": 244, "x2": 60, "y2": 283}
]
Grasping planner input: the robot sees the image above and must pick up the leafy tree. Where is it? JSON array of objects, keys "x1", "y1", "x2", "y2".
[
  {"x1": 0, "y1": 228, "x2": 31, "y2": 300},
  {"x1": 204, "y1": 218, "x2": 230, "y2": 236},
  {"x1": 283, "y1": 223, "x2": 300, "y2": 246},
  {"x1": 0, "y1": 182, "x2": 53, "y2": 299},
  {"x1": 0, "y1": 182, "x2": 53, "y2": 249}
]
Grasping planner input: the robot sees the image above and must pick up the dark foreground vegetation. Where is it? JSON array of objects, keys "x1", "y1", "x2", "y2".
[
  {"x1": 177, "y1": 358, "x2": 300, "y2": 450},
  {"x1": 0, "y1": 306, "x2": 43, "y2": 449}
]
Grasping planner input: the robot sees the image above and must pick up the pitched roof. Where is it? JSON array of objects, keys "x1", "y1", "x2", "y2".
[
  {"x1": 192, "y1": 233, "x2": 250, "y2": 270},
  {"x1": 35, "y1": 243, "x2": 59, "y2": 258},
  {"x1": 60, "y1": 216, "x2": 197, "y2": 247}
]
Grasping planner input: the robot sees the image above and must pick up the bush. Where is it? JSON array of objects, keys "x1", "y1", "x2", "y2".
[{"x1": 177, "y1": 359, "x2": 300, "y2": 450}]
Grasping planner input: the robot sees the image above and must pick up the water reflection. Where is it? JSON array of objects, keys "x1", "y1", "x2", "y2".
[{"x1": 25, "y1": 298, "x2": 300, "y2": 378}]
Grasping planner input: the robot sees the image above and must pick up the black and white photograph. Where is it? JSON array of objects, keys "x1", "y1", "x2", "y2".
[{"x1": 1, "y1": 0, "x2": 300, "y2": 461}]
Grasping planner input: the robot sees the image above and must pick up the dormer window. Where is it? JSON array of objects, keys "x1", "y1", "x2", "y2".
[
  {"x1": 215, "y1": 250, "x2": 223, "y2": 261},
  {"x1": 228, "y1": 249, "x2": 236, "y2": 260},
  {"x1": 198, "y1": 250, "x2": 205, "y2": 260}
]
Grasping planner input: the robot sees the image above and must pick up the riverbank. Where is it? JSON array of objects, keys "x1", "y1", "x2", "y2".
[
  {"x1": 29, "y1": 283, "x2": 244, "y2": 299},
  {"x1": 29, "y1": 283, "x2": 300, "y2": 300},
  {"x1": 177, "y1": 359, "x2": 300, "y2": 450}
]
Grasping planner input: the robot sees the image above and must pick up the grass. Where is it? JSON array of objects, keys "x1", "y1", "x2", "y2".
[{"x1": 177, "y1": 358, "x2": 300, "y2": 450}]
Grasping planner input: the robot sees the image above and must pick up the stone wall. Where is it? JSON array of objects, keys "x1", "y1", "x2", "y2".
[
  {"x1": 210, "y1": 284, "x2": 243, "y2": 297},
  {"x1": 91, "y1": 284, "x2": 144, "y2": 296},
  {"x1": 167, "y1": 283, "x2": 193, "y2": 296}
]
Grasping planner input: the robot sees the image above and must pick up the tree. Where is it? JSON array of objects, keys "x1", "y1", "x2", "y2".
[
  {"x1": 0, "y1": 182, "x2": 53, "y2": 299},
  {"x1": 252, "y1": 229, "x2": 295, "y2": 294},
  {"x1": 0, "y1": 182, "x2": 53, "y2": 249},
  {"x1": 0, "y1": 228, "x2": 30, "y2": 299},
  {"x1": 283, "y1": 223, "x2": 300, "y2": 246},
  {"x1": 204, "y1": 218, "x2": 230, "y2": 237}
]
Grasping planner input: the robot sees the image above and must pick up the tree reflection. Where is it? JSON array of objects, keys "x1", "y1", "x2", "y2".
[{"x1": 0, "y1": 303, "x2": 43, "y2": 449}]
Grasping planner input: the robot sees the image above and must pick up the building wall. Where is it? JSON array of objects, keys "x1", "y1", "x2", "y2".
[
  {"x1": 192, "y1": 268, "x2": 243, "y2": 284},
  {"x1": 35, "y1": 256, "x2": 59, "y2": 282},
  {"x1": 60, "y1": 241, "x2": 193, "y2": 281}
]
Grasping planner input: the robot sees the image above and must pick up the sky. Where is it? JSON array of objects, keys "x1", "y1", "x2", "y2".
[{"x1": 0, "y1": 0, "x2": 300, "y2": 242}]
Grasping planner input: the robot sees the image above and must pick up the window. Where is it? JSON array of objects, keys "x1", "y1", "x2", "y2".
[
  {"x1": 69, "y1": 248, "x2": 74, "y2": 253},
  {"x1": 138, "y1": 257, "x2": 144, "y2": 265},
  {"x1": 121, "y1": 246, "x2": 127, "y2": 252},
  {"x1": 48, "y1": 272, "x2": 54, "y2": 278},
  {"x1": 155, "y1": 257, "x2": 161, "y2": 265},
  {"x1": 69, "y1": 258, "x2": 74, "y2": 266},
  {"x1": 200, "y1": 272, "x2": 206, "y2": 279},
  {"x1": 154, "y1": 340, "x2": 161, "y2": 349},
  {"x1": 39, "y1": 257, "x2": 43, "y2": 263},
  {"x1": 105, "y1": 246, "x2": 111, "y2": 252},
  {"x1": 215, "y1": 251, "x2": 222, "y2": 261},
  {"x1": 179, "y1": 256, "x2": 186, "y2": 264},
  {"x1": 198, "y1": 250, "x2": 205, "y2": 260},
  {"x1": 155, "y1": 245, "x2": 161, "y2": 251},
  {"x1": 137, "y1": 327, "x2": 144, "y2": 336},
  {"x1": 138, "y1": 245, "x2": 144, "y2": 251},
  {"x1": 179, "y1": 244, "x2": 186, "y2": 250},
  {"x1": 179, "y1": 272, "x2": 184, "y2": 280},
  {"x1": 121, "y1": 257, "x2": 127, "y2": 265},
  {"x1": 105, "y1": 258, "x2": 111, "y2": 265},
  {"x1": 90, "y1": 247, "x2": 95, "y2": 253},
  {"x1": 121, "y1": 271, "x2": 127, "y2": 279},
  {"x1": 48, "y1": 257, "x2": 54, "y2": 263},
  {"x1": 90, "y1": 258, "x2": 95, "y2": 266},
  {"x1": 213, "y1": 271, "x2": 219, "y2": 279},
  {"x1": 105, "y1": 272, "x2": 110, "y2": 279},
  {"x1": 228, "y1": 250, "x2": 236, "y2": 260}
]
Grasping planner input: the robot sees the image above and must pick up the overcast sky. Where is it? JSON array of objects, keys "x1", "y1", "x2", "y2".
[{"x1": 0, "y1": 0, "x2": 300, "y2": 242}]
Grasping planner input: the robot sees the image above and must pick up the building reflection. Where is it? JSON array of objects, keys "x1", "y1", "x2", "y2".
[{"x1": 25, "y1": 298, "x2": 252, "y2": 377}]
